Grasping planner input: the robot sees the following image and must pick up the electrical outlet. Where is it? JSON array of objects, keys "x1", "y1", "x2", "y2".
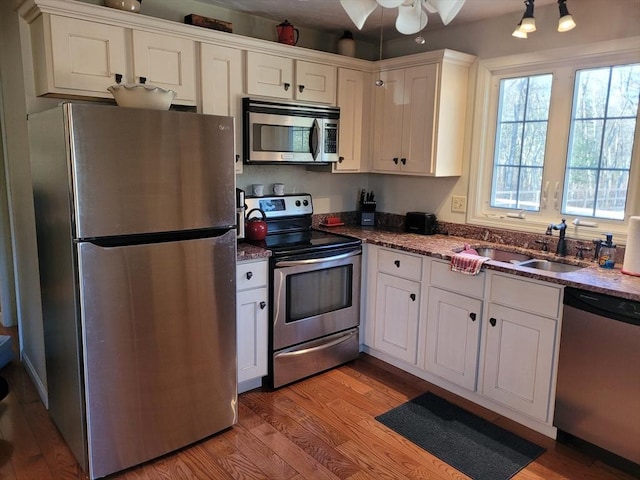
[{"x1": 451, "y1": 195, "x2": 467, "y2": 213}]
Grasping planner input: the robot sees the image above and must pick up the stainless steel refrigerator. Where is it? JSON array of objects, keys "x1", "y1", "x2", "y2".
[{"x1": 28, "y1": 103, "x2": 238, "y2": 479}]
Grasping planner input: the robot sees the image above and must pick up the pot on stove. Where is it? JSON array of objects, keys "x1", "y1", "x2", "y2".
[{"x1": 245, "y1": 208, "x2": 268, "y2": 241}]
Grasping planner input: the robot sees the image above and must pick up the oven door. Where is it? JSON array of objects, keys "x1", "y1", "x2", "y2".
[{"x1": 272, "y1": 248, "x2": 361, "y2": 351}]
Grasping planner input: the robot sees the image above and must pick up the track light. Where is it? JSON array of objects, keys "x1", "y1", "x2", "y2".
[
  {"x1": 512, "y1": 21, "x2": 527, "y2": 39},
  {"x1": 557, "y1": 0, "x2": 576, "y2": 32},
  {"x1": 513, "y1": 0, "x2": 576, "y2": 38},
  {"x1": 518, "y1": 0, "x2": 536, "y2": 33}
]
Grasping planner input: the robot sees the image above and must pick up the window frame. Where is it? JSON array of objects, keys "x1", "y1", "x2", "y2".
[{"x1": 467, "y1": 38, "x2": 640, "y2": 243}]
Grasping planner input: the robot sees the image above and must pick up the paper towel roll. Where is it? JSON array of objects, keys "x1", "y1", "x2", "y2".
[{"x1": 622, "y1": 216, "x2": 640, "y2": 276}]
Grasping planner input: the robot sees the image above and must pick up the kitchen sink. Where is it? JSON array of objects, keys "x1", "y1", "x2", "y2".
[
  {"x1": 474, "y1": 247, "x2": 533, "y2": 263},
  {"x1": 516, "y1": 259, "x2": 584, "y2": 273}
]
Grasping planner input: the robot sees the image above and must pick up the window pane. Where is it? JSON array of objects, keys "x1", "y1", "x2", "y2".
[
  {"x1": 573, "y1": 68, "x2": 609, "y2": 118},
  {"x1": 608, "y1": 65, "x2": 640, "y2": 117},
  {"x1": 568, "y1": 120, "x2": 604, "y2": 168},
  {"x1": 526, "y1": 75, "x2": 552, "y2": 121},
  {"x1": 499, "y1": 77, "x2": 528, "y2": 121},
  {"x1": 496, "y1": 123, "x2": 523, "y2": 165},
  {"x1": 563, "y1": 63, "x2": 639, "y2": 219},
  {"x1": 596, "y1": 170, "x2": 628, "y2": 220},
  {"x1": 522, "y1": 122, "x2": 547, "y2": 166},
  {"x1": 602, "y1": 118, "x2": 635, "y2": 169},
  {"x1": 491, "y1": 74, "x2": 551, "y2": 211},
  {"x1": 492, "y1": 166, "x2": 520, "y2": 208},
  {"x1": 564, "y1": 169, "x2": 597, "y2": 216}
]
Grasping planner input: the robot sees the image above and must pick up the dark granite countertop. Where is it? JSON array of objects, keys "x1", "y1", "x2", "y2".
[
  {"x1": 237, "y1": 243, "x2": 271, "y2": 262},
  {"x1": 316, "y1": 225, "x2": 640, "y2": 302}
]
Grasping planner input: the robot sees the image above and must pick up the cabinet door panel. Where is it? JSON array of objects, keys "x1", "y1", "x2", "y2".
[
  {"x1": 374, "y1": 273, "x2": 420, "y2": 364},
  {"x1": 373, "y1": 69, "x2": 404, "y2": 172},
  {"x1": 402, "y1": 64, "x2": 437, "y2": 174},
  {"x1": 335, "y1": 68, "x2": 363, "y2": 172},
  {"x1": 49, "y1": 16, "x2": 127, "y2": 94},
  {"x1": 295, "y1": 61, "x2": 336, "y2": 104},
  {"x1": 246, "y1": 52, "x2": 293, "y2": 99},
  {"x1": 237, "y1": 287, "x2": 268, "y2": 382},
  {"x1": 132, "y1": 31, "x2": 196, "y2": 103},
  {"x1": 426, "y1": 287, "x2": 481, "y2": 391},
  {"x1": 482, "y1": 303, "x2": 556, "y2": 421}
]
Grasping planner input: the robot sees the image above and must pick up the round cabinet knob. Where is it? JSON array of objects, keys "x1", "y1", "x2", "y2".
[
  {"x1": 394, "y1": 260, "x2": 400, "y2": 268},
  {"x1": 469, "y1": 312, "x2": 477, "y2": 321},
  {"x1": 259, "y1": 301, "x2": 267, "y2": 310},
  {"x1": 489, "y1": 317, "x2": 497, "y2": 327},
  {"x1": 410, "y1": 293, "x2": 416, "y2": 302},
  {"x1": 246, "y1": 271, "x2": 253, "y2": 280}
]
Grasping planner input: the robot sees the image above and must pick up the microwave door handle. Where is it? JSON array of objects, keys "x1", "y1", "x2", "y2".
[{"x1": 310, "y1": 119, "x2": 320, "y2": 160}]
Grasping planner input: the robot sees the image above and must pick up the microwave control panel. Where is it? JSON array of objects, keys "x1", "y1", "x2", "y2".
[{"x1": 324, "y1": 123, "x2": 338, "y2": 154}]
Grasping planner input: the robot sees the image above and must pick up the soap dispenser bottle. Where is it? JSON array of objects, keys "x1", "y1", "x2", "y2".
[{"x1": 598, "y1": 233, "x2": 617, "y2": 268}]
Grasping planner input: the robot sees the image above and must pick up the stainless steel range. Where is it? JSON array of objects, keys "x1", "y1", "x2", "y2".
[{"x1": 244, "y1": 194, "x2": 361, "y2": 388}]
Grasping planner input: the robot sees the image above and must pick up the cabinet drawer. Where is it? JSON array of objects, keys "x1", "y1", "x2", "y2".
[
  {"x1": 236, "y1": 260, "x2": 268, "y2": 291},
  {"x1": 489, "y1": 273, "x2": 562, "y2": 318},
  {"x1": 377, "y1": 248, "x2": 422, "y2": 281},
  {"x1": 430, "y1": 260, "x2": 485, "y2": 298}
]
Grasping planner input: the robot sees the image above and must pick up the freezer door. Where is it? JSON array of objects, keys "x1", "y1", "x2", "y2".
[
  {"x1": 67, "y1": 103, "x2": 236, "y2": 239},
  {"x1": 78, "y1": 231, "x2": 237, "y2": 479}
]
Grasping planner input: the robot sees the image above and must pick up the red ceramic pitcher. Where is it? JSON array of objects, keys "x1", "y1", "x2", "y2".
[{"x1": 276, "y1": 20, "x2": 299, "y2": 46}]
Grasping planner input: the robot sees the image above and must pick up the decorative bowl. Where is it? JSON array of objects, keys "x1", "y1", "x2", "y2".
[
  {"x1": 107, "y1": 83, "x2": 176, "y2": 110},
  {"x1": 104, "y1": 0, "x2": 141, "y2": 13}
]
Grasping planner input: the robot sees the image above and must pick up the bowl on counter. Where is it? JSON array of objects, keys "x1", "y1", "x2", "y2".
[{"x1": 107, "y1": 83, "x2": 176, "y2": 110}]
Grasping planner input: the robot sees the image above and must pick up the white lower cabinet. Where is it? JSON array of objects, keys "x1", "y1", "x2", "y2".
[
  {"x1": 374, "y1": 273, "x2": 421, "y2": 364},
  {"x1": 481, "y1": 271, "x2": 563, "y2": 422},
  {"x1": 236, "y1": 259, "x2": 268, "y2": 392},
  {"x1": 363, "y1": 246, "x2": 564, "y2": 437},
  {"x1": 425, "y1": 287, "x2": 482, "y2": 391}
]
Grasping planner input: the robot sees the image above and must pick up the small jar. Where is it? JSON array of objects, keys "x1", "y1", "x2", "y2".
[
  {"x1": 337, "y1": 30, "x2": 356, "y2": 57},
  {"x1": 104, "y1": 0, "x2": 141, "y2": 13},
  {"x1": 598, "y1": 233, "x2": 617, "y2": 269}
]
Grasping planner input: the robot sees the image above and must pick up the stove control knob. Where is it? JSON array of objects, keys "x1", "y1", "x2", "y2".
[
  {"x1": 295, "y1": 200, "x2": 301, "y2": 207},
  {"x1": 303, "y1": 200, "x2": 309, "y2": 206}
]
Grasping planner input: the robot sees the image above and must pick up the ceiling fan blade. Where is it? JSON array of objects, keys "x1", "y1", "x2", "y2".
[
  {"x1": 376, "y1": 0, "x2": 404, "y2": 7},
  {"x1": 340, "y1": 0, "x2": 378, "y2": 30},
  {"x1": 424, "y1": 0, "x2": 465, "y2": 25}
]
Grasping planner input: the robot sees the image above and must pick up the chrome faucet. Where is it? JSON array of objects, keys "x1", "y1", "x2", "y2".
[{"x1": 546, "y1": 218, "x2": 568, "y2": 256}]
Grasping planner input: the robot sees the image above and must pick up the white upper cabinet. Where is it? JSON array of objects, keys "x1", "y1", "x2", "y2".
[
  {"x1": 200, "y1": 43, "x2": 244, "y2": 174},
  {"x1": 29, "y1": 14, "x2": 197, "y2": 105},
  {"x1": 35, "y1": 15, "x2": 128, "y2": 98},
  {"x1": 372, "y1": 50, "x2": 475, "y2": 177},
  {"x1": 334, "y1": 68, "x2": 370, "y2": 173},
  {"x1": 132, "y1": 30, "x2": 196, "y2": 104},
  {"x1": 246, "y1": 51, "x2": 336, "y2": 104}
]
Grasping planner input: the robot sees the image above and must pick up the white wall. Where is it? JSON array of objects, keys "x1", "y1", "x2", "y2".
[
  {"x1": 374, "y1": 0, "x2": 640, "y2": 223},
  {"x1": 238, "y1": 165, "x2": 370, "y2": 214},
  {"x1": 0, "y1": 0, "x2": 48, "y2": 397}
]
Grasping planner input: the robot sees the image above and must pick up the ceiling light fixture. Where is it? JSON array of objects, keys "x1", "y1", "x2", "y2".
[
  {"x1": 557, "y1": 0, "x2": 576, "y2": 32},
  {"x1": 513, "y1": 0, "x2": 576, "y2": 39},
  {"x1": 375, "y1": 7, "x2": 385, "y2": 86},
  {"x1": 340, "y1": 0, "x2": 465, "y2": 37},
  {"x1": 518, "y1": 0, "x2": 536, "y2": 33}
]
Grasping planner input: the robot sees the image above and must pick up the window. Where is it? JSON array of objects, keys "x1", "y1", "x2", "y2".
[
  {"x1": 491, "y1": 74, "x2": 552, "y2": 211},
  {"x1": 469, "y1": 40, "x2": 640, "y2": 241},
  {"x1": 563, "y1": 64, "x2": 640, "y2": 220}
]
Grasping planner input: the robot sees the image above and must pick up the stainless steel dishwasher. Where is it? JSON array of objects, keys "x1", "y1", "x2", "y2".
[{"x1": 555, "y1": 287, "x2": 640, "y2": 476}]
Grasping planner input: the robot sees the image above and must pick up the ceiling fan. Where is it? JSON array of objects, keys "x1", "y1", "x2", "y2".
[{"x1": 340, "y1": 0, "x2": 466, "y2": 35}]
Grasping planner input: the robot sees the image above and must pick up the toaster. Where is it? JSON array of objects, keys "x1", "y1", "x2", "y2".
[{"x1": 405, "y1": 212, "x2": 438, "y2": 235}]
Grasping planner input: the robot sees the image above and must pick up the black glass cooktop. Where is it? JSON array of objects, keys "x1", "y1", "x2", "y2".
[{"x1": 252, "y1": 229, "x2": 361, "y2": 257}]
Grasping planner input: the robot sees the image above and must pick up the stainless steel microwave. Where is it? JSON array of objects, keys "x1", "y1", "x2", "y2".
[{"x1": 242, "y1": 97, "x2": 340, "y2": 164}]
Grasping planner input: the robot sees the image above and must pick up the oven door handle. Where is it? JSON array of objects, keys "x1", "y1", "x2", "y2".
[
  {"x1": 274, "y1": 330, "x2": 358, "y2": 359},
  {"x1": 275, "y1": 249, "x2": 361, "y2": 267}
]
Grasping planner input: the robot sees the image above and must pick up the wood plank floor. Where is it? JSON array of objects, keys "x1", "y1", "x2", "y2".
[{"x1": 0, "y1": 325, "x2": 634, "y2": 480}]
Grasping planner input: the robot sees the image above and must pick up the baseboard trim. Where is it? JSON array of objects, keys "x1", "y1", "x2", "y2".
[{"x1": 21, "y1": 350, "x2": 48, "y2": 409}]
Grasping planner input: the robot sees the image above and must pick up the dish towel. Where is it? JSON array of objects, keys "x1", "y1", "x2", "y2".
[{"x1": 450, "y1": 253, "x2": 490, "y2": 275}]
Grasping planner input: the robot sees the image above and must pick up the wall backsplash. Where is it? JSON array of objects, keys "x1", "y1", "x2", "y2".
[{"x1": 313, "y1": 211, "x2": 627, "y2": 264}]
